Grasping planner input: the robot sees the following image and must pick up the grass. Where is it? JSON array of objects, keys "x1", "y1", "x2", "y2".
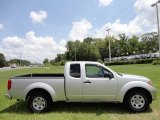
[{"x1": 0, "y1": 64, "x2": 160, "y2": 120}]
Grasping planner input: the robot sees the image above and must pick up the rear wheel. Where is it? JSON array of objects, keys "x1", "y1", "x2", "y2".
[
  {"x1": 124, "y1": 90, "x2": 149, "y2": 112},
  {"x1": 27, "y1": 92, "x2": 52, "y2": 113}
]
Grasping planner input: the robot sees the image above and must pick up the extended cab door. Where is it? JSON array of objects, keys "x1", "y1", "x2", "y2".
[
  {"x1": 65, "y1": 63, "x2": 83, "y2": 101},
  {"x1": 82, "y1": 64, "x2": 117, "y2": 101}
]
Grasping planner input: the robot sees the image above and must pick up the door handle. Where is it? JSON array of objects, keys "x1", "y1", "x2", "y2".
[{"x1": 84, "y1": 80, "x2": 92, "y2": 83}]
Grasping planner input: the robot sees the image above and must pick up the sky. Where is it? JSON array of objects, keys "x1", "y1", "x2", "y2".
[{"x1": 0, "y1": 0, "x2": 159, "y2": 63}]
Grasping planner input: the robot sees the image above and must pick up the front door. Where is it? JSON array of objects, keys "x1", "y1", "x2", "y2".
[{"x1": 83, "y1": 64, "x2": 117, "y2": 101}]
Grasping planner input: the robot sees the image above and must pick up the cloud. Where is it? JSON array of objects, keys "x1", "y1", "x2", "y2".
[
  {"x1": 0, "y1": 23, "x2": 4, "y2": 30},
  {"x1": 94, "y1": 19, "x2": 142, "y2": 38},
  {"x1": 99, "y1": 0, "x2": 113, "y2": 7},
  {"x1": 2, "y1": 37, "x2": 24, "y2": 48},
  {"x1": 133, "y1": 0, "x2": 157, "y2": 32},
  {"x1": 0, "y1": 31, "x2": 66, "y2": 63},
  {"x1": 30, "y1": 10, "x2": 48, "y2": 24},
  {"x1": 69, "y1": 19, "x2": 92, "y2": 41},
  {"x1": 94, "y1": 0, "x2": 158, "y2": 38}
]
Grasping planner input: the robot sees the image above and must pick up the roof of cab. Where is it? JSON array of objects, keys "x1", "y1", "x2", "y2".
[{"x1": 66, "y1": 61, "x2": 102, "y2": 64}]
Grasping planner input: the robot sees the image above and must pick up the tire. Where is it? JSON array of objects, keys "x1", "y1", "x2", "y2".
[
  {"x1": 124, "y1": 90, "x2": 149, "y2": 112},
  {"x1": 27, "y1": 92, "x2": 52, "y2": 113}
]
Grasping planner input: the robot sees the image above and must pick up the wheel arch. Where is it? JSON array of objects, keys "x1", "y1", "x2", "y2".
[
  {"x1": 26, "y1": 88, "x2": 52, "y2": 102},
  {"x1": 117, "y1": 81, "x2": 153, "y2": 103},
  {"x1": 123, "y1": 87, "x2": 152, "y2": 103},
  {"x1": 25, "y1": 82, "x2": 56, "y2": 102}
]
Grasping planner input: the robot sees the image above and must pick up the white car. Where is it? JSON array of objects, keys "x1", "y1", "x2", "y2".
[
  {"x1": 10, "y1": 64, "x2": 17, "y2": 68},
  {"x1": 5, "y1": 61, "x2": 156, "y2": 113}
]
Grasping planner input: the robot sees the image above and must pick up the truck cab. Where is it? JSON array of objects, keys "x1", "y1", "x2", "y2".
[{"x1": 65, "y1": 61, "x2": 117, "y2": 101}]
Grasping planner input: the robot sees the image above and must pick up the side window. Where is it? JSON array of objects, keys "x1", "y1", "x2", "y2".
[
  {"x1": 85, "y1": 64, "x2": 113, "y2": 78},
  {"x1": 70, "y1": 64, "x2": 81, "y2": 78}
]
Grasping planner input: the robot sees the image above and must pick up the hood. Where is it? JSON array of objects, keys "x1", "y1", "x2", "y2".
[{"x1": 120, "y1": 73, "x2": 150, "y2": 82}]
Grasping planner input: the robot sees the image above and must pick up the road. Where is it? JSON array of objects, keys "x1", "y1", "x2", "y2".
[{"x1": 0, "y1": 67, "x2": 34, "y2": 71}]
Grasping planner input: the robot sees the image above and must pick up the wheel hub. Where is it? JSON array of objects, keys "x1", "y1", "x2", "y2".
[
  {"x1": 131, "y1": 94, "x2": 145, "y2": 110},
  {"x1": 32, "y1": 97, "x2": 46, "y2": 111}
]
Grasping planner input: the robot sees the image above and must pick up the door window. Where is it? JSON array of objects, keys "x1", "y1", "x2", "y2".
[{"x1": 85, "y1": 64, "x2": 113, "y2": 78}]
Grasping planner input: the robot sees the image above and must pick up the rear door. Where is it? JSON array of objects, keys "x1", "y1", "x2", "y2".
[{"x1": 65, "y1": 63, "x2": 83, "y2": 101}]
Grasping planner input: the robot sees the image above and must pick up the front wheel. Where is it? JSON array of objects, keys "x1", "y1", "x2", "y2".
[
  {"x1": 124, "y1": 91, "x2": 149, "y2": 112},
  {"x1": 27, "y1": 92, "x2": 52, "y2": 113}
]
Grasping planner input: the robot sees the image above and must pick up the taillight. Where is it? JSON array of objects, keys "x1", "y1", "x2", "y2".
[{"x1": 8, "y1": 80, "x2": 12, "y2": 90}]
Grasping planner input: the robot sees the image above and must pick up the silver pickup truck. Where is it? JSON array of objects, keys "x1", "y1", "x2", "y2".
[{"x1": 5, "y1": 61, "x2": 156, "y2": 113}]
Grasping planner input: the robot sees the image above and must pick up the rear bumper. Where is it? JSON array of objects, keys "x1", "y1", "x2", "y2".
[{"x1": 5, "y1": 94, "x2": 12, "y2": 99}]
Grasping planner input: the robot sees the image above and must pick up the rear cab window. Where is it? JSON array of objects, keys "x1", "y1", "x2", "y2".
[{"x1": 70, "y1": 64, "x2": 81, "y2": 78}]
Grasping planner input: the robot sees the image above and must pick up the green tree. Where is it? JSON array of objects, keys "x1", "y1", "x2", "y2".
[
  {"x1": 65, "y1": 40, "x2": 81, "y2": 61},
  {"x1": 65, "y1": 39, "x2": 100, "y2": 61},
  {"x1": 95, "y1": 38, "x2": 109, "y2": 60},
  {"x1": 54, "y1": 32, "x2": 159, "y2": 62},
  {"x1": 84, "y1": 37, "x2": 94, "y2": 43},
  {"x1": 88, "y1": 44, "x2": 100, "y2": 61},
  {"x1": 128, "y1": 35, "x2": 139, "y2": 55},
  {"x1": 8, "y1": 59, "x2": 31, "y2": 66},
  {"x1": 43, "y1": 58, "x2": 49, "y2": 64},
  {"x1": 0, "y1": 53, "x2": 6, "y2": 67},
  {"x1": 118, "y1": 33, "x2": 129, "y2": 56},
  {"x1": 54, "y1": 54, "x2": 65, "y2": 62},
  {"x1": 141, "y1": 32, "x2": 158, "y2": 53}
]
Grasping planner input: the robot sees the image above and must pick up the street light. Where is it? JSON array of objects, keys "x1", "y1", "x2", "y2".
[
  {"x1": 151, "y1": 0, "x2": 160, "y2": 58},
  {"x1": 19, "y1": 48, "x2": 22, "y2": 66},
  {"x1": 74, "y1": 43, "x2": 76, "y2": 61},
  {"x1": 106, "y1": 28, "x2": 111, "y2": 62}
]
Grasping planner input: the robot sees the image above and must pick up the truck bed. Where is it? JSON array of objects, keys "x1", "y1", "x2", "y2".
[
  {"x1": 12, "y1": 73, "x2": 64, "y2": 78},
  {"x1": 9, "y1": 73, "x2": 66, "y2": 101}
]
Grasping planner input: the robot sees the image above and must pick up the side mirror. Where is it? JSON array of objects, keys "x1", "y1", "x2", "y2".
[
  {"x1": 104, "y1": 72, "x2": 113, "y2": 79},
  {"x1": 108, "y1": 73, "x2": 113, "y2": 79}
]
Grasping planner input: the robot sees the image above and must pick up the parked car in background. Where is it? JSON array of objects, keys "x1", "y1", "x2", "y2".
[{"x1": 10, "y1": 64, "x2": 17, "y2": 68}]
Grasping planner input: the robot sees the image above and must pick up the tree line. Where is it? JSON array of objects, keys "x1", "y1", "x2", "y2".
[
  {"x1": 49, "y1": 32, "x2": 158, "y2": 64},
  {"x1": 0, "y1": 53, "x2": 31, "y2": 68},
  {"x1": 0, "y1": 32, "x2": 158, "y2": 67}
]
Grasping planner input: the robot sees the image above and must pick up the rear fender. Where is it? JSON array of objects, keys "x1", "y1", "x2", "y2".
[{"x1": 25, "y1": 82, "x2": 56, "y2": 101}]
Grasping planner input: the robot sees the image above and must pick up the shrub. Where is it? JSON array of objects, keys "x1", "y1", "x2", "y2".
[
  {"x1": 60, "y1": 61, "x2": 65, "y2": 65},
  {"x1": 152, "y1": 59, "x2": 160, "y2": 65},
  {"x1": 43, "y1": 63, "x2": 53, "y2": 67},
  {"x1": 53, "y1": 61, "x2": 66, "y2": 66},
  {"x1": 105, "y1": 58, "x2": 159, "y2": 66},
  {"x1": 97, "y1": 59, "x2": 103, "y2": 64}
]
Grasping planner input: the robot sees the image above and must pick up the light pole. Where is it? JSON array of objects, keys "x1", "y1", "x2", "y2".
[
  {"x1": 151, "y1": 0, "x2": 160, "y2": 58},
  {"x1": 19, "y1": 48, "x2": 22, "y2": 66},
  {"x1": 106, "y1": 28, "x2": 111, "y2": 62},
  {"x1": 74, "y1": 43, "x2": 76, "y2": 61}
]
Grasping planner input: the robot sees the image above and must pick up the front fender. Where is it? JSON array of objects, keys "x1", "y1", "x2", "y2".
[
  {"x1": 117, "y1": 81, "x2": 155, "y2": 102},
  {"x1": 25, "y1": 82, "x2": 56, "y2": 101}
]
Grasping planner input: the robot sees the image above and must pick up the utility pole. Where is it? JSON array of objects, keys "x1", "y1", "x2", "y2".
[
  {"x1": 74, "y1": 43, "x2": 76, "y2": 61},
  {"x1": 151, "y1": 0, "x2": 160, "y2": 58},
  {"x1": 19, "y1": 48, "x2": 22, "y2": 66},
  {"x1": 106, "y1": 28, "x2": 111, "y2": 62}
]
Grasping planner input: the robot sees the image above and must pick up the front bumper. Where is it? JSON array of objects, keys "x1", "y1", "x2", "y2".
[
  {"x1": 5, "y1": 94, "x2": 12, "y2": 99},
  {"x1": 150, "y1": 89, "x2": 157, "y2": 100}
]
